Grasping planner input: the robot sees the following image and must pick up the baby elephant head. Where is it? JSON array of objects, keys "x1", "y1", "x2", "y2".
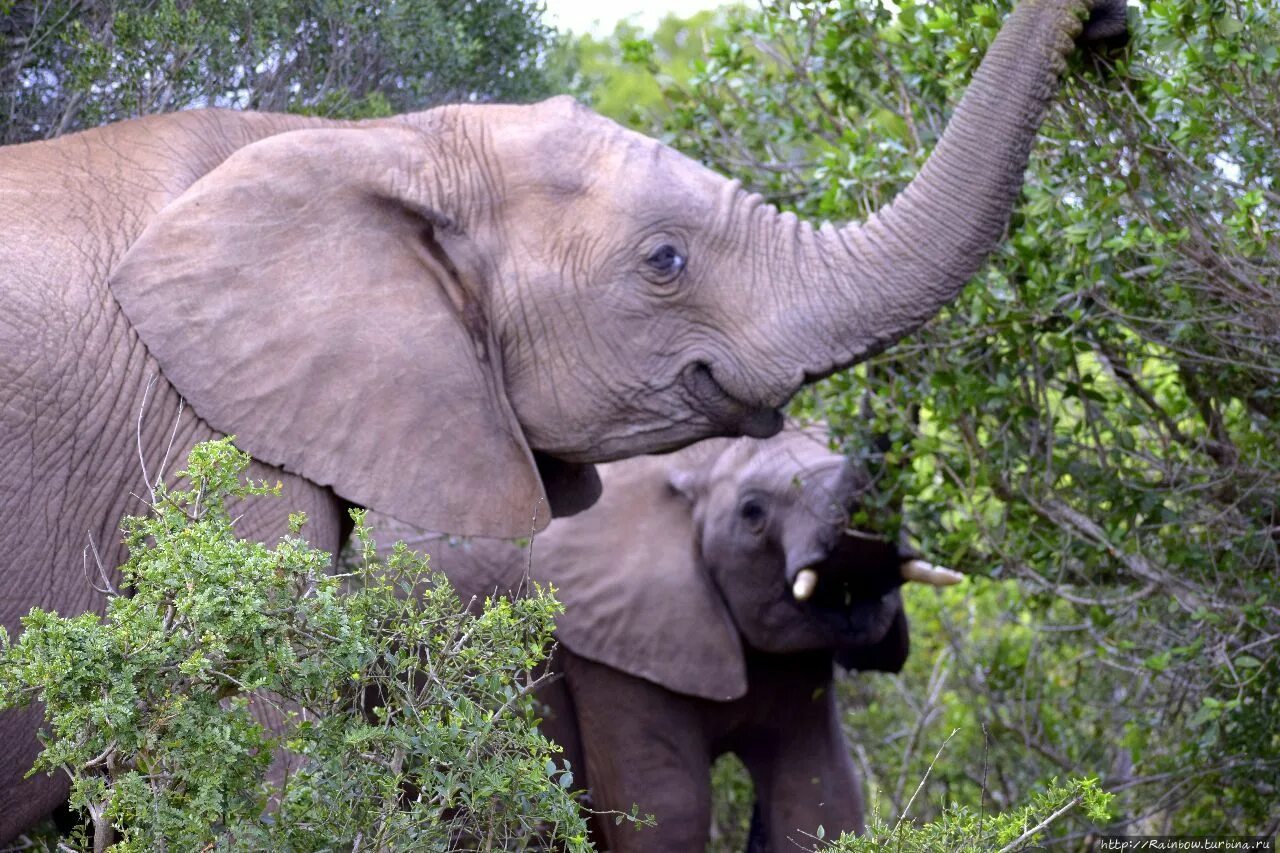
[
  {"x1": 537, "y1": 426, "x2": 962, "y2": 702},
  {"x1": 668, "y1": 428, "x2": 960, "y2": 665}
]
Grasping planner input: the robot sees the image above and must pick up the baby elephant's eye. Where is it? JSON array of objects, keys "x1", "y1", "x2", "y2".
[
  {"x1": 644, "y1": 244, "x2": 686, "y2": 282},
  {"x1": 738, "y1": 498, "x2": 767, "y2": 529}
]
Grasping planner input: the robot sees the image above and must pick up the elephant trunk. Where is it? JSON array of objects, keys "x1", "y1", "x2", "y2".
[{"x1": 745, "y1": 0, "x2": 1099, "y2": 394}]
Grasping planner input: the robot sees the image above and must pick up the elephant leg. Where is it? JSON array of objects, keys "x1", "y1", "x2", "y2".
[
  {"x1": 562, "y1": 650, "x2": 712, "y2": 853},
  {"x1": 745, "y1": 802, "x2": 768, "y2": 853},
  {"x1": 531, "y1": 644, "x2": 617, "y2": 846},
  {"x1": 533, "y1": 647, "x2": 586, "y2": 775},
  {"x1": 736, "y1": 678, "x2": 864, "y2": 851}
]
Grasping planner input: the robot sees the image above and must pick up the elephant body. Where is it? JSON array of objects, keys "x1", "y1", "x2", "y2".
[
  {"x1": 0, "y1": 112, "x2": 357, "y2": 834},
  {"x1": 551, "y1": 647, "x2": 868, "y2": 851},
  {"x1": 382, "y1": 428, "x2": 950, "y2": 851},
  {"x1": 1, "y1": 0, "x2": 1122, "y2": 840}
]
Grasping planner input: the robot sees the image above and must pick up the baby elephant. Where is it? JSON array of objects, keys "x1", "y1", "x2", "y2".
[{"x1": 388, "y1": 427, "x2": 959, "y2": 851}]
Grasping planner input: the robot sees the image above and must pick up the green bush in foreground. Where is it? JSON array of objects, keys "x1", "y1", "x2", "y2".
[
  {"x1": 706, "y1": 751, "x2": 1112, "y2": 851},
  {"x1": 0, "y1": 438, "x2": 588, "y2": 852},
  {"x1": 832, "y1": 775, "x2": 1113, "y2": 852}
]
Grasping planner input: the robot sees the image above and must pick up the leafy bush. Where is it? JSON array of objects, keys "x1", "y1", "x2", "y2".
[
  {"x1": 0, "y1": 439, "x2": 588, "y2": 851},
  {"x1": 833, "y1": 775, "x2": 1114, "y2": 852}
]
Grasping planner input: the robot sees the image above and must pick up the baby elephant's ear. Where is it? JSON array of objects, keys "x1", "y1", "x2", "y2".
[
  {"x1": 535, "y1": 453, "x2": 749, "y2": 702},
  {"x1": 836, "y1": 590, "x2": 910, "y2": 674},
  {"x1": 110, "y1": 124, "x2": 553, "y2": 537},
  {"x1": 664, "y1": 436, "x2": 735, "y2": 502}
]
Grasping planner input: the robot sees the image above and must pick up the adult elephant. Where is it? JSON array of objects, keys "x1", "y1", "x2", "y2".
[
  {"x1": 385, "y1": 427, "x2": 963, "y2": 851},
  {"x1": 0, "y1": 0, "x2": 1124, "y2": 840}
]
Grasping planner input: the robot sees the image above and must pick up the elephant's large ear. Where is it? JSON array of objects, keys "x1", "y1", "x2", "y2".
[
  {"x1": 110, "y1": 124, "x2": 558, "y2": 537},
  {"x1": 534, "y1": 453, "x2": 748, "y2": 702}
]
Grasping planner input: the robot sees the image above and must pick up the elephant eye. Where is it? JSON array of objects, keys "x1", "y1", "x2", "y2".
[
  {"x1": 738, "y1": 497, "x2": 767, "y2": 530},
  {"x1": 643, "y1": 243, "x2": 686, "y2": 283}
]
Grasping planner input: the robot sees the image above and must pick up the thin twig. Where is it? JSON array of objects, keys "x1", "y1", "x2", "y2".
[
  {"x1": 136, "y1": 373, "x2": 159, "y2": 503},
  {"x1": 893, "y1": 728, "x2": 959, "y2": 835}
]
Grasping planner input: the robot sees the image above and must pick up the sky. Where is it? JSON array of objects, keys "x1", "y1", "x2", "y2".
[{"x1": 540, "y1": 0, "x2": 715, "y2": 35}]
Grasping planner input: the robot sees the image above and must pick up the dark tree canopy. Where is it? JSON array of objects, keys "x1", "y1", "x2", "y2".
[{"x1": 0, "y1": 0, "x2": 563, "y2": 144}]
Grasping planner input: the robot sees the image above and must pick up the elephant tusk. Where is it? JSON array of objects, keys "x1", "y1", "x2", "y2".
[
  {"x1": 792, "y1": 568, "x2": 818, "y2": 601},
  {"x1": 900, "y1": 559, "x2": 965, "y2": 587}
]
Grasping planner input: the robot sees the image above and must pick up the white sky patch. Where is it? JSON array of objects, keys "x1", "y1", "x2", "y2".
[{"x1": 541, "y1": 0, "x2": 716, "y2": 35}]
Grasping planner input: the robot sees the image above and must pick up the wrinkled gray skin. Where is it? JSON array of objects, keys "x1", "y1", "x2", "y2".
[
  {"x1": 0, "y1": 0, "x2": 1123, "y2": 840},
  {"x1": 386, "y1": 428, "x2": 922, "y2": 851}
]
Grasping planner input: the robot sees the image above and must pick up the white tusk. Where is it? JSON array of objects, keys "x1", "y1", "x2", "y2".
[
  {"x1": 900, "y1": 559, "x2": 965, "y2": 587},
  {"x1": 792, "y1": 568, "x2": 818, "y2": 601}
]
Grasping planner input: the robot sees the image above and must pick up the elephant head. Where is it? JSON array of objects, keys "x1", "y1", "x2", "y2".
[
  {"x1": 525, "y1": 427, "x2": 962, "y2": 701},
  {"x1": 107, "y1": 0, "x2": 1124, "y2": 538}
]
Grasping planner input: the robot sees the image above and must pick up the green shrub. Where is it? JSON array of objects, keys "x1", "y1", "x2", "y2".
[
  {"x1": 833, "y1": 775, "x2": 1113, "y2": 852},
  {"x1": 0, "y1": 438, "x2": 589, "y2": 851}
]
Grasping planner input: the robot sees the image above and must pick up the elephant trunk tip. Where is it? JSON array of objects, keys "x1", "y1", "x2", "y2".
[{"x1": 738, "y1": 406, "x2": 785, "y2": 439}]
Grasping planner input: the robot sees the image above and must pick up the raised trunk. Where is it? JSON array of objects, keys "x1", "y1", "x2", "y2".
[{"x1": 762, "y1": 0, "x2": 1098, "y2": 383}]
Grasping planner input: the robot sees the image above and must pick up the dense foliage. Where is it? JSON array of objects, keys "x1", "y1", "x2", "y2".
[
  {"x1": 0, "y1": 0, "x2": 565, "y2": 143},
  {"x1": 0, "y1": 440, "x2": 589, "y2": 851},
  {"x1": 569, "y1": 10, "x2": 729, "y2": 125},
  {"x1": 617, "y1": 0, "x2": 1279, "y2": 840}
]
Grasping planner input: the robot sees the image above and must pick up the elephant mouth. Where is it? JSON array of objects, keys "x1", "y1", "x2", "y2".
[
  {"x1": 791, "y1": 533, "x2": 904, "y2": 611},
  {"x1": 681, "y1": 362, "x2": 783, "y2": 439},
  {"x1": 796, "y1": 575, "x2": 895, "y2": 632},
  {"x1": 788, "y1": 535, "x2": 963, "y2": 628}
]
